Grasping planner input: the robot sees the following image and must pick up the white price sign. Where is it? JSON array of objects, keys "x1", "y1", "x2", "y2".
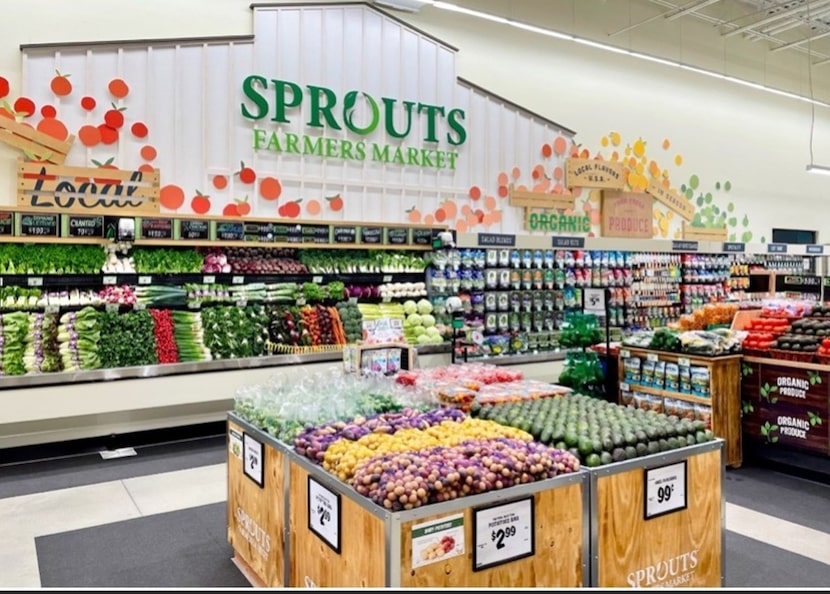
[
  {"x1": 678, "y1": 357, "x2": 691, "y2": 367},
  {"x1": 644, "y1": 461, "x2": 687, "y2": 519},
  {"x1": 308, "y1": 477, "x2": 341, "y2": 553},
  {"x1": 620, "y1": 349, "x2": 631, "y2": 359},
  {"x1": 473, "y1": 497, "x2": 535, "y2": 571},
  {"x1": 242, "y1": 433, "x2": 264, "y2": 487},
  {"x1": 138, "y1": 275, "x2": 153, "y2": 285},
  {"x1": 619, "y1": 382, "x2": 630, "y2": 392},
  {"x1": 28, "y1": 277, "x2": 43, "y2": 287},
  {"x1": 232, "y1": 276, "x2": 245, "y2": 285},
  {"x1": 647, "y1": 352, "x2": 659, "y2": 363},
  {"x1": 583, "y1": 287, "x2": 606, "y2": 314},
  {"x1": 203, "y1": 275, "x2": 216, "y2": 285},
  {"x1": 102, "y1": 275, "x2": 117, "y2": 286}
]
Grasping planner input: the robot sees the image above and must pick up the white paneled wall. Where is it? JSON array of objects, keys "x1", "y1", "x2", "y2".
[{"x1": 21, "y1": 4, "x2": 574, "y2": 231}]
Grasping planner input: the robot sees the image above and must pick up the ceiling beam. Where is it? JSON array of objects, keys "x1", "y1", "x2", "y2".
[
  {"x1": 771, "y1": 29, "x2": 830, "y2": 51},
  {"x1": 608, "y1": 0, "x2": 692, "y2": 36},
  {"x1": 722, "y1": 0, "x2": 830, "y2": 38},
  {"x1": 664, "y1": 0, "x2": 723, "y2": 21}
]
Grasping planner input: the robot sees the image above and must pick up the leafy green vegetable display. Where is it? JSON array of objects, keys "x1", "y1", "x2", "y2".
[
  {"x1": 202, "y1": 305, "x2": 269, "y2": 359},
  {"x1": 132, "y1": 248, "x2": 204, "y2": 274},
  {"x1": 0, "y1": 244, "x2": 106, "y2": 275},
  {"x1": 97, "y1": 311, "x2": 159, "y2": 368},
  {"x1": 2, "y1": 312, "x2": 29, "y2": 375},
  {"x1": 58, "y1": 308, "x2": 101, "y2": 371},
  {"x1": 298, "y1": 250, "x2": 427, "y2": 274},
  {"x1": 24, "y1": 312, "x2": 61, "y2": 373}
]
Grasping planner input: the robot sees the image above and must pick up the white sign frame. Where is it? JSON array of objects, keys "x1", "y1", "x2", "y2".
[
  {"x1": 242, "y1": 432, "x2": 264, "y2": 488},
  {"x1": 583, "y1": 287, "x2": 607, "y2": 314},
  {"x1": 308, "y1": 476, "x2": 341, "y2": 553},
  {"x1": 643, "y1": 460, "x2": 688, "y2": 520},
  {"x1": 472, "y1": 496, "x2": 535, "y2": 572}
]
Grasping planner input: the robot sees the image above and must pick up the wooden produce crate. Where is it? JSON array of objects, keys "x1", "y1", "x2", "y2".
[
  {"x1": 287, "y1": 449, "x2": 589, "y2": 588},
  {"x1": 588, "y1": 440, "x2": 724, "y2": 588},
  {"x1": 226, "y1": 416, "x2": 289, "y2": 587},
  {"x1": 617, "y1": 348, "x2": 742, "y2": 468}
]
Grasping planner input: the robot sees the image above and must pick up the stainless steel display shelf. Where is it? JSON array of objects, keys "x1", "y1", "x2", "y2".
[
  {"x1": 465, "y1": 350, "x2": 567, "y2": 366},
  {"x1": 0, "y1": 343, "x2": 451, "y2": 390}
]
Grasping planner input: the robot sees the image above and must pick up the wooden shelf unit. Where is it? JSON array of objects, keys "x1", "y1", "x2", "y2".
[{"x1": 617, "y1": 347, "x2": 742, "y2": 467}]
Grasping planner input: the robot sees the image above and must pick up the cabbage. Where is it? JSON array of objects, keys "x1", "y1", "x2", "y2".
[
  {"x1": 406, "y1": 313, "x2": 423, "y2": 327},
  {"x1": 425, "y1": 326, "x2": 441, "y2": 338},
  {"x1": 416, "y1": 299, "x2": 433, "y2": 315},
  {"x1": 416, "y1": 334, "x2": 432, "y2": 345},
  {"x1": 421, "y1": 314, "x2": 436, "y2": 328},
  {"x1": 413, "y1": 326, "x2": 427, "y2": 337},
  {"x1": 429, "y1": 334, "x2": 444, "y2": 344},
  {"x1": 403, "y1": 300, "x2": 418, "y2": 315}
]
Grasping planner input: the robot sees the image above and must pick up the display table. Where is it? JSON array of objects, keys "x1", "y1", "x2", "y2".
[
  {"x1": 741, "y1": 357, "x2": 829, "y2": 456},
  {"x1": 226, "y1": 413, "x2": 724, "y2": 589},
  {"x1": 617, "y1": 347, "x2": 742, "y2": 467},
  {"x1": 587, "y1": 439, "x2": 724, "y2": 588}
]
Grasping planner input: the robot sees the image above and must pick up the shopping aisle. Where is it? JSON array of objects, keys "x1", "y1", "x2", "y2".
[{"x1": 1, "y1": 437, "x2": 829, "y2": 588}]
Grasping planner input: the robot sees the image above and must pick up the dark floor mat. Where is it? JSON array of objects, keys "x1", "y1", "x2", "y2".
[
  {"x1": 1, "y1": 436, "x2": 226, "y2": 500},
  {"x1": 36, "y1": 502, "x2": 249, "y2": 588}
]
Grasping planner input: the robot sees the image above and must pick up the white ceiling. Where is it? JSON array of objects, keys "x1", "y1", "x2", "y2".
[{"x1": 399, "y1": 0, "x2": 830, "y2": 104}]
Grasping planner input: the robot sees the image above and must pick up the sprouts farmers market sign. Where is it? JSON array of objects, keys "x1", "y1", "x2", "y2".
[{"x1": 241, "y1": 76, "x2": 466, "y2": 170}]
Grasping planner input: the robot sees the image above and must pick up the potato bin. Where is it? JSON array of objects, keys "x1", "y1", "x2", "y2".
[
  {"x1": 226, "y1": 414, "x2": 290, "y2": 587},
  {"x1": 588, "y1": 439, "x2": 724, "y2": 588},
  {"x1": 287, "y1": 451, "x2": 589, "y2": 588}
]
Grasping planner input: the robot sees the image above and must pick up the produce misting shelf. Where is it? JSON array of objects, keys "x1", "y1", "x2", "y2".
[
  {"x1": 227, "y1": 414, "x2": 725, "y2": 588},
  {"x1": 0, "y1": 271, "x2": 427, "y2": 289}
]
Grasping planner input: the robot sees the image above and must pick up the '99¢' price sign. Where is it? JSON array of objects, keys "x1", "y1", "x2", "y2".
[{"x1": 644, "y1": 460, "x2": 687, "y2": 519}]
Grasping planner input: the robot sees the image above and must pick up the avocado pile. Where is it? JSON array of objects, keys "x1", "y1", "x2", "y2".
[
  {"x1": 471, "y1": 392, "x2": 714, "y2": 468},
  {"x1": 772, "y1": 318, "x2": 829, "y2": 353}
]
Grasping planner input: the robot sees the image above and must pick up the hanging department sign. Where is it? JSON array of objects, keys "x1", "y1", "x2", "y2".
[{"x1": 242, "y1": 77, "x2": 466, "y2": 170}]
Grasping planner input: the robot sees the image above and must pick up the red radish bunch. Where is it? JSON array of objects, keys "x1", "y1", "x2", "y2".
[{"x1": 150, "y1": 309, "x2": 179, "y2": 364}]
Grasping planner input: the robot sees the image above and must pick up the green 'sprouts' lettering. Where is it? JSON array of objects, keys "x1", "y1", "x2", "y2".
[
  {"x1": 241, "y1": 75, "x2": 269, "y2": 120},
  {"x1": 383, "y1": 98, "x2": 415, "y2": 139},
  {"x1": 417, "y1": 103, "x2": 445, "y2": 143},
  {"x1": 306, "y1": 84, "x2": 340, "y2": 130},
  {"x1": 446, "y1": 108, "x2": 467, "y2": 146},
  {"x1": 343, "y1": 91, "x2": 380, "y2": 135},
  {"x1": 273, "y1": 79, "x2": 303, "y2": 123}
]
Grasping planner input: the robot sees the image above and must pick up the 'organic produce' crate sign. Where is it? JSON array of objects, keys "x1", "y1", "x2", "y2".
[
  {"x1": 741, "y1": 362, "x2": 829, "y2": 455},
  {"x1": 17, "y1": 158, "x2": 160, "y2": 216}
]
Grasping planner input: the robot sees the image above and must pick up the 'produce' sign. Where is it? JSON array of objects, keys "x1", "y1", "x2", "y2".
[
  {"x1": 243, "y1": 76, "x2": 466, "y2": 170},
  {"x1": 601, "y1": 191, "x2": 653, "y2": 239}
]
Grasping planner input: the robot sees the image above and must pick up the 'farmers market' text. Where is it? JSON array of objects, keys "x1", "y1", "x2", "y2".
[{"x1": 252, "y1": 129, "x2": 459, "y2": 170}]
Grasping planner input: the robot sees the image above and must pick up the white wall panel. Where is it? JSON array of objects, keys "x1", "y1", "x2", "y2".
[{"x1": 21, "y1": 4, "x2": 574, "y2": 232}]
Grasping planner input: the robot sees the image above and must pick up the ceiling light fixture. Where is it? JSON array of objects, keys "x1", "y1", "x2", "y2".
[
  {"x1": 806, "y1": 164, "x2": 830, "y2": 176},
  {"x1": 425, "y1": 1, "x2": 830, "y2": 110}
]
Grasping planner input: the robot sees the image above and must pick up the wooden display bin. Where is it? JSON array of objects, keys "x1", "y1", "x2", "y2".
[
  {"x1": 588, "y1": 440, "x2": 724, "y2": 588},
  {"x1": 228, "y1": 413, "x2": 589, "y2": 588},
  {"x1": 226, "y1": 416, "x2": 289, "y2": 587},
  {"x1": 288, "y1": 453, "x2": 588, "y2": 588},
  {"x1": 617, "y1": 348, "x2": 742, "y2": 467}
]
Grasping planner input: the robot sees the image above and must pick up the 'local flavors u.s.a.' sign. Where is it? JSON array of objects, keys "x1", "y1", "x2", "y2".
[{"x1": 241, "y1": 76, "x2": 467, "y2": 170}]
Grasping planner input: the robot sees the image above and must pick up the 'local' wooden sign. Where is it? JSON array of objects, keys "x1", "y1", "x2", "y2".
[
  {"x1": 601, "y1": 191, "x2": 654, "y2": 239},
  {"x1": 565, "y1": 158, "x2": 625, "y2": 190},
  {"x1": 646, "y1": 179, "x2": 695, "y2": 222},
  {"x1": 17, "y1": 158, "x2": 160, "y2": 216}
]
